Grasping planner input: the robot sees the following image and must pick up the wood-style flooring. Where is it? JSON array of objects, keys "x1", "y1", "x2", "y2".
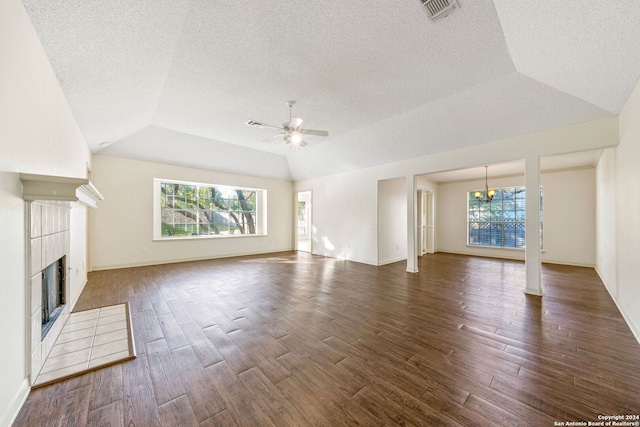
[{"x1": 14, "y1": 252, "x2": 640, "y2": 426}]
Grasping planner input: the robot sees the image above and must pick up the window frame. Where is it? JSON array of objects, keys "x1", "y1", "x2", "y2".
[
  {"x1": 153, "y1": 178, "x2": 267, "y2": 240},
  {"x1": 466, "y1": 185, "x2": 543, "y2": 250}
]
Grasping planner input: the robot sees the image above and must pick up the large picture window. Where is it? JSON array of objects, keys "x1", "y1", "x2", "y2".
[
  {"x1": 154, "y1": 179, "x2": 266, "y2": 238},
  {"x1": 467, "y1": 186, "x2": 542, "y2": 249}
]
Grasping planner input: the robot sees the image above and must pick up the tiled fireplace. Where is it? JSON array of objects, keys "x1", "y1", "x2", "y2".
[
  {"x1": 20, "y1": 173, "x2": 103, "y2": 384},
  {"x1": 27, "y1": 201, "x2": 71, "y2": 380}
]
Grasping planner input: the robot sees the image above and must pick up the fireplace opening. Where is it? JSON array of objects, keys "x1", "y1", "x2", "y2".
[{"x1": 42, "y1": 256, "x2": 66, "y2": 339}]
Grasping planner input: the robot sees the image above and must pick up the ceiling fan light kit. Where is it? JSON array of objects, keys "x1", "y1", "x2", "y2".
[{"x1": 246, "y1": 101, "x2": 329, "y2": 148}]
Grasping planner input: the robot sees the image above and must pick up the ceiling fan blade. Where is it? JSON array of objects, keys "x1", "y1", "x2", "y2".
[
  {"x1": 246, "y1": 120, "x2": 282, "y2": 130},
  {"x1": 249, "y1": 103, "x2": 323, "y2": 148},
  {"x1": 299, "y1": 129, "x2": 329, "y2": 137},
  {"x1": 263, "y1": 133, "x2": 285, "y2": 142},
  {"x1": 288, "y1": 117, "x2": 303, "y2": 130}
]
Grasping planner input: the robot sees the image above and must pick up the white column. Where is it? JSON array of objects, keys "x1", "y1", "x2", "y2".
[
  {"x1": 406, "y1": 175, "x2": 419, "y2": 273},
  {"x1": 524, "y1": 156, "x2": 542, "y2": 295}
]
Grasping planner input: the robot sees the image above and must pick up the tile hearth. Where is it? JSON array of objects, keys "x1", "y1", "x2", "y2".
[{"x1": 34, "y1": 303, "x2": 135, "y2": 388}]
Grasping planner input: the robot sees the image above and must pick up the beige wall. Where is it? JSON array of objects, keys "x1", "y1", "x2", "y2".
[
  {"x1": 597, "y1": 78, "x2": 640, "y2": 342},
  {"x1": 0, "y1": 0, "x2": 92, "y2": 424},
  {"x1": 2, "y1": 0, "x2": 636, "y2": 421},
  {"x1": 378, "y1": 177, "x2": 408, "y2": 265},
  {"x1": 295, "y1": 117, "x2": 618, "y2": 267},
  {"x1": 435, "y1": 168, "x2": 596, "y2": 266},
  {"x1": 90, "y1": 155, "x2": 293, "y2": 270}
]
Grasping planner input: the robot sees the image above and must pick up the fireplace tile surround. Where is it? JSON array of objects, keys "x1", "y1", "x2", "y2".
[
  {"x1": 20, "y1": 173, "x2": 103, "y2": 385},
  {"x1": 27, "y1": 201, "x2": 71, "y2": 382}
]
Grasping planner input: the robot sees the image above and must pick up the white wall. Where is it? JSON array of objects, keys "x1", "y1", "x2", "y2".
[
  {"x1": 294, "y1": 118, "x2": 617, "y2": 269},
  {"x1": 90, "y1": 155, "x2": 293, "y2": 270},
  {"x1": 0, "y1": 0, "x2": 92, "y2": 424},
  {"x1": 295, "y1": 167, "x2": 381, "y2": 265},
  {"x1": 435, "y1": 168, "x2": 596, "y2": 266},
  {"x1": 542, "y1": 168, "x2": 596, "y2": 266},
  {"x1": 69, "y1": 206, "x2": 89, "y2": 307},
  {"x1": 596, "y1": 148, "x2": 618, "y2": 294},
  {"x1": 0, "y1": 174, "x2": 29, "y2": 427},
  {"x1": 378, "y1": 177, "x2": 407, "y2": 265},
  {"x1": 597, "y1": 78, "x2": 640, "y2": 342},
  {"x1": 615, "y1": 79, "x2": 640, "y2": 341}
]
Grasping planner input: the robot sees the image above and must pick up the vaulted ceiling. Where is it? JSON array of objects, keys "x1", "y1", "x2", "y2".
[{"x1": 23, "y1": 0, "x2": 640, "y2": 181}]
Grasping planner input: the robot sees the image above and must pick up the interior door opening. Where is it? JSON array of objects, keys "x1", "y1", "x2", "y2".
[
  {"x1": 419, "y1": 190, "x2": 435, "y2": 256},
  {"x1": 296, "y1": 191, "x2": 312, "y2": 252}
]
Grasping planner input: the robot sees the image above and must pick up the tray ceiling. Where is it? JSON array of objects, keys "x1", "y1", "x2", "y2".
[{"x1": 22, "y1": 0, "x2": 640, "y2": 180}]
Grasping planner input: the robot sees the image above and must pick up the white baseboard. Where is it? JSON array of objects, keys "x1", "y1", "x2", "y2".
[
  {"x1": 436, "y1": 250, "x2": 595, "y2": 268},
  {"x1": 69, "y1": 278, "x2": 88, "y2": 311},
  {"x1": 91, "y1": 249, "x2": 294, "y2": 271},
  {"x1": 0, "y1": 378, "x2": 29, "y2": 427},
  {"x1": 378, "y1": 256, "x2": 407, "y2": 266},
  {"x1": 595, "y1": 267, "x2": 640, "y2": 345},
  {"x1": 540, "y1": 258, "x2": 595, "y2": 268}
]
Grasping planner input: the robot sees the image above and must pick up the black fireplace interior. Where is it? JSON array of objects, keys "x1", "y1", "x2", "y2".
[{"x1": 42, "y1": 256, "x2": 66, "y2": 339}]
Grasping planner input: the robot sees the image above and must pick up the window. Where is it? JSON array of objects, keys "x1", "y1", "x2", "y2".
[
  {"x1": 154, "y1": 179, "x2": 266, "y2": 238},
  {"x1": 467, "y1": 186, "x2": 542, "y2": 249}
]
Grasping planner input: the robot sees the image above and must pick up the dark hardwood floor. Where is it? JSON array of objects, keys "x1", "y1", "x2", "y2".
[{"x1": 15, "y1": 252, "x2": 640, "y2": 426}]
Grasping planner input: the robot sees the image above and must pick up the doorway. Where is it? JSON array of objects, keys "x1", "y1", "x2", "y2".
[
  {"x1": 296, "y1": 191, "x2": 312, "y2": 252},
  {"x1": 419, "y1": 190, "x2": 435, "y2": 255}
]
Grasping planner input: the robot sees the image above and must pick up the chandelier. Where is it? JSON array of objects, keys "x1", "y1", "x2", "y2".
[{"x1": 474, "y1": 165, "x2": 496, "y2": 203}]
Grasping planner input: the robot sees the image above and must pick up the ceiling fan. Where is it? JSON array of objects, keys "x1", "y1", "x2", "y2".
[{"x1": 245, "y1": 101, "x2": 329, "y2": 147}]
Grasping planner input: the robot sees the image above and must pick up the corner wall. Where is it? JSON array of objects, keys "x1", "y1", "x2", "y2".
[
  {"x1": 90, "y1": 155, "x2": 293, "y2": 270},
  {"x1": 597, "y1": 77, "x2": 640, "y2": 342},
  {"x1": 0, "y1": 0, "x2": 92, "y2": 424},
  {"x1": 293, "y1": 166, "x2": 381, "y2": 265},
  {"x1": 378, "y1": 177, "x2": 407, "y2": 265}
]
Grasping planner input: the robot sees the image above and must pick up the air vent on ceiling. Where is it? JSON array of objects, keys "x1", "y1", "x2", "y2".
[{"x1": 420, "y1": 0, "x2": 459, "y2": 21}]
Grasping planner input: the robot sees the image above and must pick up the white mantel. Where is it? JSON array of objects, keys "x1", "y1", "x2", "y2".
[{"x1": 20, "y1": 173, "x2": 103, "y2": 208}]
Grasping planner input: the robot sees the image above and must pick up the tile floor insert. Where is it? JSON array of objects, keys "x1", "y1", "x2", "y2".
[{"x1": 33, "y1": 302, "x2": 136, "y2": 388}]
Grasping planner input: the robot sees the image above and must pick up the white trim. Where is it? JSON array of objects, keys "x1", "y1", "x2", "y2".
[
  {"x1": 466, "y1": 244, "x2": 526, "y2": 251},
  {"x1": 153, "y1": 178, "x2": 266, "y2": 239},
  {"x1": 0, "y1": 378, "x2": 30, "y2": 427},
  {"x1": 68, "y1": 278, "x2": 89, "y2": 311},
  {"x1": 19, "y1": 173, "x2": 103, "y2": 208},
  {"x1": 378, "y1": 256, "x2": 407, "y2": 266},
  {"x1": 438, "y1": 250, "x2": 593, "y2": 268},
  {"x1": 595, "y1": 268, "x2": 640, "y2": 345},
  {"x1": 75, "y1": 181, "x2": 103, "y2": 209},
  {"x1": 91, "y1": 249, "x2": 290, "y2": 271},
  {"x1": 437, "y1": 249, "x2": 524, "y2": 262},
  {"x1": 153, "y1": 233, "x2": 267, "y2": 242}
]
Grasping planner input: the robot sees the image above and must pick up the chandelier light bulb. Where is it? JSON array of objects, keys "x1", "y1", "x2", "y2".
[{"x1": 475, "y1": 166, "x2": 495, "y2": 203}]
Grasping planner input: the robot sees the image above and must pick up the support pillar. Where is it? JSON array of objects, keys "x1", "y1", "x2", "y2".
[
  {"x1": 406, "y1": 174, "x2": 419, "y2": 273},
  {"x1": 524, "y1": 156, "x2": 542, "y2": 295}
]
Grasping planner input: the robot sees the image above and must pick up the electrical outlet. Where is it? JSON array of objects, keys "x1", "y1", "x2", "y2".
[{"x1": 142, "y1": 247, "x2": 148, "y2": 254}]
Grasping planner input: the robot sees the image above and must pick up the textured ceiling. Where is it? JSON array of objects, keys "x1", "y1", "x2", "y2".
[{"x1": 22, "y1": 0, "x2": 640, "y2": 181}]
